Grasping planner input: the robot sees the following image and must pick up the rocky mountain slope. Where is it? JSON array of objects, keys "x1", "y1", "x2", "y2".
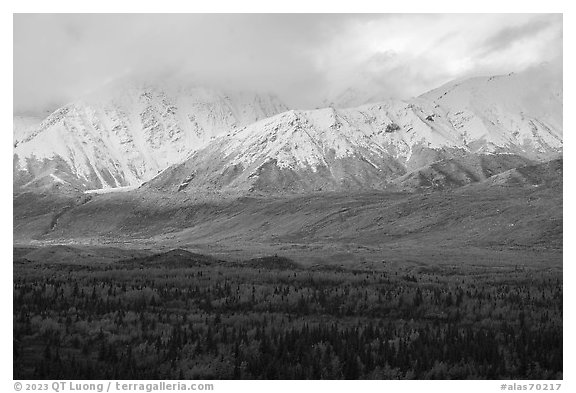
[
  {"x1": 13, "y1": 65, "x2": 562, "y2": 197},
  {"x1": 13, "y1": 83, "x2": 288, "y2": 191},
  {"x1": 146, "y1": 67, "x2": 562, "y2": 195}
]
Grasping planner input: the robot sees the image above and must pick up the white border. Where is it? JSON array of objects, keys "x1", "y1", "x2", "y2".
[{"x1": 3, "y1": 2, "x2": 573, "y2": 392}]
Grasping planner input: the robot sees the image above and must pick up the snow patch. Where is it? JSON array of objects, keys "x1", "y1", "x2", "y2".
[
  {"x1": 84, "y1": 184, "x2": 141, "y2": 194},
  {"x1": 49, "y1": 174, "x2": 68, "y2": 184}
]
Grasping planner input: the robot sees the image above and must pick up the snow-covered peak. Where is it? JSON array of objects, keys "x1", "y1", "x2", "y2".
[
  {"x1": 14, "y1": 83, "x2": 289, "y2": 191},
  {"x1": 217, "y1": 101, "x2": 467, "y2": 173},
  {"x1": 13, "y1": 114, "x2": 43, "y2": 146},
  {"x1": 14, "y1": 66, "x2": 562, "y2": 195},
  {"x1": 146, "y1": 69, "x2": 562, "y2": 195},
  {"x1": 415, "y1": 67, "x2": 562, "y2": 156}
]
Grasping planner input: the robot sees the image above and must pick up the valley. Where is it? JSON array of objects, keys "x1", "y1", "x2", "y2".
[{"x1": 12, "y1": 62, "x2": 563, "y2": 380}]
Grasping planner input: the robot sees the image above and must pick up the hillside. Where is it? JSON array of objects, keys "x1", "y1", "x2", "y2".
[
  {"x1": 146, "y1": 67, "x2": 561, "y2": 196},
  {"x1": 13, "y1": 159, "x2": 562, "y2": 267},
  {"x1": 13, "y1": 83, "x2": 288, "y2": 192}
]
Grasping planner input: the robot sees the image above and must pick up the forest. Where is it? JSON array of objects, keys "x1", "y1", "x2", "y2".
[{"x1": 13, "y1": 250, "x2": 562, "y2": 379}]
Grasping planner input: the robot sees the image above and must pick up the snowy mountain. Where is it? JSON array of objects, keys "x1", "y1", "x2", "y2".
[
  {"x1": 323, "y1": 86, "x2": 389, "y2": 109},
  {"x1": 417, "y1": 66, "x2": 562, "y2": 155},
  {"x1": 14, "y1": 65, "x2": 561, "y2": 195},
  {"x1": 147, "y1": 68, "x2": 562, "y2": 195},
  {"x1": 13, "y1": 114, "x2": 43, "y2": 146},
  {"x1": 13, "y1": 83, "x2": 288, "y2": 191}
]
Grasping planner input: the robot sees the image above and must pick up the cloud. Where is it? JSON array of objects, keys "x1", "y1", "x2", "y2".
[
  {"x1": 315, "y1": 14, "x2": 562, "y2": 105},
  {"x1": 13, "y1": 14, "x2": 562, "y2": 114},
  {"x1": 479, "y1": 14, "x2": 560, "y2": 56}
]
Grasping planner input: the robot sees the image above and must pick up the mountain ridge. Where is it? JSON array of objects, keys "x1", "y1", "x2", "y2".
[
  {"x1": 13, "y1": 66, "x2": 562, "y2": 196},
  {"x1": 145, "y1": 67, "x2": 562, "y2": 195},
  {"x1": 13, "y1": 83, "x2": 288, "y2": 192}
]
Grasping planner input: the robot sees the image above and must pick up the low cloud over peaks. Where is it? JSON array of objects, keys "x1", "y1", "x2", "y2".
[{"x1": 14, "y1": 14, "x2": 562, "y2": 114}]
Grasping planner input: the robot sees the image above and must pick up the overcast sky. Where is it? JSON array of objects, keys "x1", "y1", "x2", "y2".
[{"x1": 13, "y1": 13, "x2": 562, "y2": 115}]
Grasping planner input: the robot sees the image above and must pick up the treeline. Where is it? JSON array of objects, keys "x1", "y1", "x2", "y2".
[{"x1": 13, "y1": 261, "x2": 562, "y2": 379}]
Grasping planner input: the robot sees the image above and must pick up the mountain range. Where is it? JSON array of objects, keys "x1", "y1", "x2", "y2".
[
  {"x1": 14, "y1": 65, "x2": 562, "y2": 196},
  {"x1": 13, "y1": 65, "x2": 563, "y2": 266},
  {"x1": 146, "y1": 67, "x2": 562, "y2": 195},
  {"x1": 14, "y1": 83, "x2": 287, "y2": 191}
]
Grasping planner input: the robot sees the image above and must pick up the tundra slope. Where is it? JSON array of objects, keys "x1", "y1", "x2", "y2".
[{"x1": 14, "y1": 159, "x2": 562, "y2": 267}]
